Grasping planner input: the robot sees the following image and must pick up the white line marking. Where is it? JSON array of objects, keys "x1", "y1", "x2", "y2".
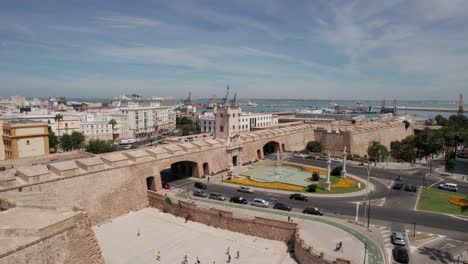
[{"x1": 428, "y1": 178, "x2": 444, "y2": 188}]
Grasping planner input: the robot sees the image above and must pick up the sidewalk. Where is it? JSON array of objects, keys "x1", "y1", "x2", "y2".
[
  {"x1": 173, "y1": 193, "x2": 385, "y2": 264},
  {"x1": 347, "y1": 160, "x2": 423, "y2": 170},
  {"x1": 434, "y1": 166, "x2": 468, "y2": 183}
]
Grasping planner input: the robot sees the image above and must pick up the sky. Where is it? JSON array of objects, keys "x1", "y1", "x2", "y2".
[{"x1": 0, "y1": 0, "x2": 468, "y2": 100}]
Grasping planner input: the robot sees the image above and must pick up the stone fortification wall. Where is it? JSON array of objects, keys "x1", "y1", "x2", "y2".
[
  {"x1": 349, "y1": 122, "x2": 413, "y2": 157},
  {"x1": 241, "y1": 124, "x2": 315, "y2": 163},
  {"x1": 0, "y1": 212, "x2": 104, "y2": 264},
  {"x1": 316, "y1": 121, "x2": 414, "y2": 157},
  {"x1": 294, "y1": 233, "x2": 350, "y2": 264},
  {"x1": 148, "y1": 191, "x2": 296, "y2": 243}
]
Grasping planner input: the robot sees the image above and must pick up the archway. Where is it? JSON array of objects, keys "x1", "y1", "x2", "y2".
[
  {"x1": 263, "y1": 141, "x2": 280, "y2": 156},
  {"x1": 146, "y1": 176, "x2": 156, "y2": 191},
  {"x1": 203, "y1": 162, "x2": 210, "y2": 175},
  {"x1": 160, "y1": 160, "x2": 201, "y2": 182}
]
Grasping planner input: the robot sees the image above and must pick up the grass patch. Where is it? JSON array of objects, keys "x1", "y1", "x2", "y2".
[{"x1": 417, "y1": 188, "x2": 468, "y2": 216}]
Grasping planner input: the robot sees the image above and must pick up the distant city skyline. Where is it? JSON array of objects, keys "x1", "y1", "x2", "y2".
[{"x1": 1, "y1": 0, "x2": 468, "y2": 100}]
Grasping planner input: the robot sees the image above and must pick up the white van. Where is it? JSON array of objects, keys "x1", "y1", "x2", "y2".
[{"x1": 438, "y1": 183, "x2": 458, "y2": 192}]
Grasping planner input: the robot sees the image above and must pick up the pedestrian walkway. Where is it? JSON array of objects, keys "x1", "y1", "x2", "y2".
[
  {"x1": 175, "y1": 193, "x2": 385, "y2": 264},
  {"x1": 347, "y1": 160, "x2": 422, "y2": 170},
  {"x1": 93, "y1": 208, "x2": 296, "y2": 264}
]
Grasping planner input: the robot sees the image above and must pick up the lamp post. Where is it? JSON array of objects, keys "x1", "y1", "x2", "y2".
[
  {"x1": 342, "y1": 146, "x2": 347, "y2": 178},
  {"x1": 325, "y1": 152, "x2": 332, "y2": 191}
]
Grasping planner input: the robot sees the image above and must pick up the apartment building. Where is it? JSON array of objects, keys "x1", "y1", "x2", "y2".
[{"x1": 1, "y1": 120, "x2": 49, "y2": 160}]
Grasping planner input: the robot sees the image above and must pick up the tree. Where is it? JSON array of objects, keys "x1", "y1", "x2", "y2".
[
  {"x1": 435, "y1": 115, "x2": 448, "y2": 126},
  {"x1": 311, "y1": 172, "x2": 320, "y2": 181},
  {"x1": 445, "y1": 159, "x2": 456, "y2": 172},
  {"x1": 48, "y1": 130, "x2": 59, "y2": 151},
  {"x1": 306, "y1": 141, "x2": 323, "y2": 153},
  {"x1": 85, "y1": 139, "x2": 117, "y2": 154},
  {"x1": 109, "y1": 119, "x2": 117, "y2": 140},
  {"x1": 60, "y1": 134, "x2": 73, "y2": 151},
  {"x1": 306, "y1": 184, "x2": 317, "y2": 192},
  {"x1": 54, "y1": 114, "x2": 63, "y2": 138},
  {"x1": 367, "y1": 141, "x2": 389, "y2": 165},
  {"x1": 330, "y1": 165, "x2": 343, "y2": 176},
  {"x1": 70, "y1": 132, "x2": 85, "y2": 150},
  {"x1": 176, "y1": 117, "x2": 198, "y2": 136},
  {"x1": 403, "y1": 120, "x2": 411, "y2": 130}
]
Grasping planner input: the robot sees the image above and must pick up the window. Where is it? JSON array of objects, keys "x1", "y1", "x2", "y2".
[{"x1": 220, "y1": 125, "x2": 224, "y2": 132}]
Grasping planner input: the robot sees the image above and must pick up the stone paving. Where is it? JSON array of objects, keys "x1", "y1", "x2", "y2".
[{"x1": 93, "y1": 208, "x2": 296, "y2": 264}]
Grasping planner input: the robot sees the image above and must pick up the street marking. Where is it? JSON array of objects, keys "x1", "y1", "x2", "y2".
[
  {"x1": 413, "y1": 187, "x2": 422, "y2": 211},
  {"x1": 445, "y1": 214, "x2": 468, "y2": 222},
  {"x1": 428, "y1": 178, "x2": 444, "y2": 188},
  {"x1": 441, "y1": 243, "x2": 457, "y2": 250}
]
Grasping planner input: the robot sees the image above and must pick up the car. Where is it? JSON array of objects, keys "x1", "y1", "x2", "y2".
[
  {"x1": 124, "y1": 144, "x2": 132, "y2": 150},
  {"x1": 393, "y1": 183, "x2": 403, "y2": 190},
  {"x1": 438, "y1": 183, "x2": 458, "y2": 192},
  {"x1": 290, "y1": 193, "x2": 309, "y2": 201},
  {"x1": 194, "y1": 182, "x2": 207, "y2": 189},
  {"x1": 305, "y1": 155, "x2": 316, "y2": 159},
  {"x1": 193, "y1": 189, "x2": 208, "y2": 198},
  {"x1": 318, "y1": 156, "x2": 328, "y2": 161},
  {"x1": 293, "y1": 153, "x2": 306, "y2": 158},
  {"x1": 391, "y1": 232, "x2": 406, "y2": 246},
  {"x1": 404, "y1": 185, "x2": 418, "y2": 192},
  {"x1": 237, "y1": 186, "x2": 254, "y2": 194},
  {"x1": 273, "y1": 202, "x2": 292, "y2": 211},
  {"x1": 208, "y1": 192, "x2": 225, "y2": 201},
  {"x1": 251, "y1": 198, "x2": 269, "y2": 208},
  {"x1": 229, "y1": 196, "x2": 248, "y2": 204},
  {"x1": 303, "y1": 207, "x2": 324, "y2": 216},
  {"x1": 161, "y1": 181, "x2": 170, "y2": 189},
  {"x1": 392, "y1": 246, "x2": 409, "y2": 263}
]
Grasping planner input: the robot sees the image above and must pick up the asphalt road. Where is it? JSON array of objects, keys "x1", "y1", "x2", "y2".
[{"x1": 164, "y1": 157, "x2": 468, "y2": 236}]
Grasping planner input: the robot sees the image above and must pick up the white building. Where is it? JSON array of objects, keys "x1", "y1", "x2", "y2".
[
  {"x1": 110, "y1": 95, "x2": 176, "y2": 138},
  {"x1": 199, "y1": 113, "x2": 215, "y2": 133},
  {"x1": 79, "y1": 112, "x2": 129, "y2": 141},
  {"x1": 199, "y1": 110, "x2": 278, "y2": 133}
]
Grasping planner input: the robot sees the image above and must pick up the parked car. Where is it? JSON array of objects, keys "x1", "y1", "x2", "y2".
[
  {"x1": 193, "y1": 189, "x2": 208, "y2": 198},
  {"x1": 124, "y1": 144, "x2": 132, "y2": 150},
  {"x1": 273, "y1": 202, "x2": 292, "y2": 211},
  {"x1": 404, "y1": 185, "x2": 418, "y2": 192},
  {"x1": 391, "y1": 232, "x2": 406, "y2": 246},
  {"x1": 229, "y1": 196, "x2": 248, "y2": 204},
  {"x1": 438, "y1": 183, "x2": 458, "y2": 192},
  {"x1": 251, "y1": 198, "x2": 269, "y2": 208},
  {"x1": 305, "y1": 155, "x2": 316, "y2": 160},
  {"x1": 161, "y1": 181, "x2": 170, "y2": 189},
  {"x1": 303, "y1": 207, "x2": 324, "y2": 216},
  {"x1": 393, "y1": 183, "x2": 403, "y2": 190},
  {"x1": 194, "y1": 182, "x2": 207, "y2": 189},
  {"x1": 392, "y1": 246, "x2": 409, "y2": 263},
  {"x1": 293, "y1": 153, "x2": 306, "y2": 158},
  {"x1": 237, "y1": 186, "x2": 254, "y2": 194},
  {"x1": 208, "y1": 192, "x2": 225, "y2": 201},
  {"x1": 290, "y1": 193, "x2": 309, "y2": 201},
  {"x1": 318, "y1": 156, "x2": 328, "y2": 161}
]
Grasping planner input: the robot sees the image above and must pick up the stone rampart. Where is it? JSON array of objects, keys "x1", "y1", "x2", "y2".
[{"x1": 0, "y1": 212, "x2": 104, "y2": 264}]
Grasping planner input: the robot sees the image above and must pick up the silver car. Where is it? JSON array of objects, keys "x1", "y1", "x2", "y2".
[
  {"x1": 251, "y1": 198, "x2": 269, "y2": 208},
  {"x1": 391, "y1": 232, "x2": 406, "y2": 246},
  {"x1": 208, "y1": 192, "x2": 225, "y2": 201},
  {"x1": 237, "y1": 186, "x2": 254, "y2": 194}
]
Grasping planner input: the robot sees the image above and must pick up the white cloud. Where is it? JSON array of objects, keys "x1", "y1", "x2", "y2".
[
  {"x1": 98, "y1": 15, "x2": 159, "y2": 28},
  {"x1": 51, "y1": 25, "x2": 99, "y2": 33}
]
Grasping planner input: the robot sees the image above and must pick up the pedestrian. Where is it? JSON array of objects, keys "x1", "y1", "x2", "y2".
[
  {"x1": 236, "y1": 250, "x2": 240, "y2": 259},
  {"x1": 339, "y1": 241, "x2": 343, "y2": 251},
  {"x1": 227, "y1": 254, "x2": 231, "y2": 263},
  {"x1": 156, "y1": 250, "x2": 160, "y2": 261},
  {"x1": 207, "y1": 176, "x2": 210, "y2": 182},
  {"x1": 137, "y1": 228, "x2": 140, "y2": 236},
  {"x1": 196, "y1": 256, "x2": 200, "y2": 264},
  {"x1": 226, "y1": 246, "x2": 230, "y2": 255},
  {"x1": 287, "y1": 216, "x2": 290, "y2": 222}
]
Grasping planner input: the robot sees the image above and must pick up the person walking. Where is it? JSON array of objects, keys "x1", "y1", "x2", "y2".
[
  {"x1": 227, "y1": 254, "x2": 231, "y2": 263},
  {"x1": 196, "y1": 256, "x2": 200, "y2": 264},
  {"x1": 236, "y1": 250, "x2": 240, "y2": 259},
  {"x1": 156, "y1": 251, "x2": 160, "y2": 261}
]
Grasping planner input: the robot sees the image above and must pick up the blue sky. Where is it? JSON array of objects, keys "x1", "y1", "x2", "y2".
[{"x1": 1, "y1": 0, "x2": 468, "y2": 100}]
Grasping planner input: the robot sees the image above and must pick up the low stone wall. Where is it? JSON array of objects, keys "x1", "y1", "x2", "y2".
[
  {"x1": 294, "y1": 233, "x2": 351, "y2": 264},
  {"x1": 0, "y1": 212, "x2": 104, "y2": 264},
  {"x1": 149, "y1": 191, "x2": 351, "y2": 264},
  {"x1": 148, "y1": 191, "x2": 296, "y2": 243}
]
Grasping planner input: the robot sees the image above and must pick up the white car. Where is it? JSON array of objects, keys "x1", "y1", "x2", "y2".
[
  {"x1": 251, "y1": 198, "x2": 269, "y2": 208},
  {"x1": 293, "y1": 153, "x2": 306, "y2": 158},
  {"x1": 124, "y1": 145, "x2": 132, "y2": 150},
  {"x1": 438, "y1": 183, "x2": 458, "y2": 192},
  {"x1": 237, "y1": 186, "x2": 254, "y2": 194},
  {"x1": 391, "y1": 232, "x2": 406, "y2": 246}
]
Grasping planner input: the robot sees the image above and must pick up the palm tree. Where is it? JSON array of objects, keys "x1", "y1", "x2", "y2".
[
  {"x1": 54, "y1": 114, "x2": 63, "y2": 138},
  {"x1": 109, "y1": 119, "x2": 117, "y2": 140},
  {"x1": 367, "y1": 141, "x2": 389, "y2": 165}
]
